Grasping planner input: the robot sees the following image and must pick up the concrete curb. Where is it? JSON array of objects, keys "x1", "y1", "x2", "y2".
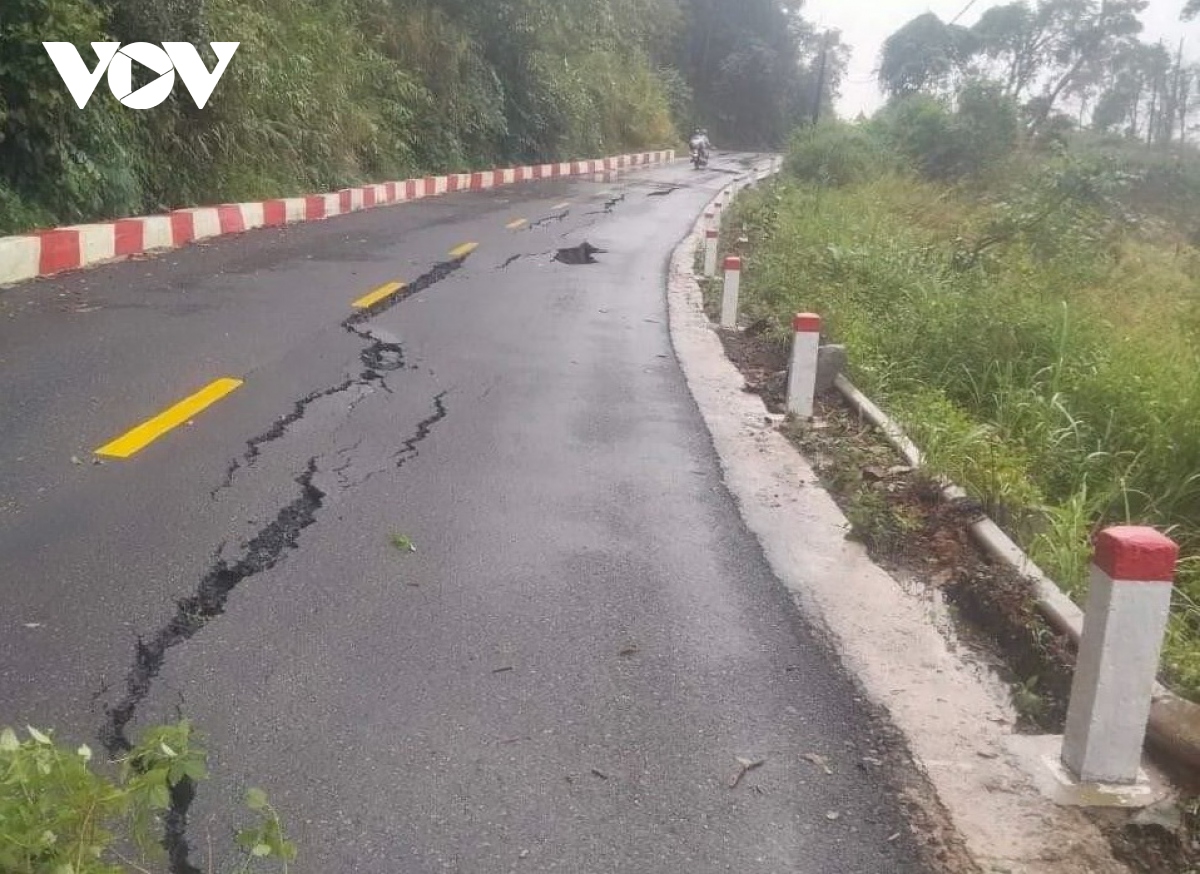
[
  {"x1": 831, "y1": 377, "x2": 1200, "y2": 774},
  {"x1": 0, "y1": 150, "x2": 676, "y2": 288}
]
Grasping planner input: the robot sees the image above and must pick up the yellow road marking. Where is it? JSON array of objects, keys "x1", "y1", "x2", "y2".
[
  {"x1": 505, "y1": 218, "x2": 528, "y2": 230},
  {"x1": 352, "y1": 281, "x2": 406, "y2": 310},
  {"x1": 449, "y1": 242, "x2": 479, "y2": 259},
  {"x1": 96, "y1": 378, "x2": 244, "y2": 459},
  {"x1": 552, "y1": 202, "x2": 570, "y2": 210}
]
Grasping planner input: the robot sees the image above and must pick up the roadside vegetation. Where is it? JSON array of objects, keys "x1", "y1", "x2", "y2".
[
  {"x1": 0, "y1": 0, "x2": 844, "y2": 234},
  {"x1": 726, "y1": 1, "x2": 1200, "y2": 700},
  {"x1": 0, "y1": 720, "x2": 293, "y2": 873}
]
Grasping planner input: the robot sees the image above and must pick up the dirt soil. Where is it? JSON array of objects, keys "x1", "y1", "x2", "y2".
[{"x1": 712, "y1": 322, "x2": 1200, "y2": 874}]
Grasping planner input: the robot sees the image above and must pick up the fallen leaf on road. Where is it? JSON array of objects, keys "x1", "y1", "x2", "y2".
[
  {"x1": 70, "y1": 456, "x2": 82, "y2": 465},
  {"x1": 618, "y1": 644, "x2": 639, "y2": 657},
  {"x1": 590, "y1": 768, "x2": 608, "y2": 780},
  {"x1": 801, "y1": 752, "x2": 833, "y2": 775},
  {"x1": 729, "y1": 756, "x2": 765, "y2": 788},
  {"x1": 825, "y1": 811, "x2": 841, "y2": 821}
]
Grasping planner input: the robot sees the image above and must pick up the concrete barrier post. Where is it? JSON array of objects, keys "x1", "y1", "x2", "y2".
[
  {"x1": 1061, "y1": 526, "x2": 1178, "y2": 784},
  {"x1": 703, "y1": 228, "x2": 719, "y2": 278},
  {"x1": 786, "y1": 314, "x2": 821, "y2": 419},
  {"x1": 720, "y1": 256, "x2": 741, "y2": 329}
]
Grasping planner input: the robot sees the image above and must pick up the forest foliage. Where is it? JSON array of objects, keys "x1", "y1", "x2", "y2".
[
  {"x1": 877, "y1": 0, "x2": 1196, "y2": 143},
  {"x1": 0, "y1": 0, "x2": 841, "y2": 233}
]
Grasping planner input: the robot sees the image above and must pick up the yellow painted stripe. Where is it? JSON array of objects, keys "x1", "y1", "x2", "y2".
[
  {"x1": 552, "y1": 202, "x2": 570, "y2": 210},
  {"x1": 505, "y1": 218, "x2": 528, "y2": 230},
  {"x1": 449, "y1": 242, "x2": 479, "y2": 259},
  {"x1": 352, "y1": 281, "x2": 406, "y2": 310},
  {"x1": 96, "y1": 378, "x2": 243, "y2": 459}
]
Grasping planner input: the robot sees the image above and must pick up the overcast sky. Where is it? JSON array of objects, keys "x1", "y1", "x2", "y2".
[{"x1": 802, "y1": 0, "x2": 1193, "y2": 118}]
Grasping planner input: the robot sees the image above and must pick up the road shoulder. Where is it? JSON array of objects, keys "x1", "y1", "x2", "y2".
[{"x1": 666, "y1": 189, "x2": 1131, "y2": 874}]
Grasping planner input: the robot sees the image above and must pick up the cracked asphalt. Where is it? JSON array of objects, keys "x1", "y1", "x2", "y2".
[{"x1": 0, "y1": 154, "x2": 931, "y2": 873}]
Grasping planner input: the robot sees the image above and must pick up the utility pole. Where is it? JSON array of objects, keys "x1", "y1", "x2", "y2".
[
  {"x1": 812, "y1": 32, "x2": 830, "y2": 125},
  {"x1": 1173, "y1": 37, "x2": 1187, "y2": 145}
]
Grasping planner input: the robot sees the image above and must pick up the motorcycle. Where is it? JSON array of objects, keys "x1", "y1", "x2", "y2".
[{"x1": 690, "y1": 145, "x2": 709, "y2": 170}]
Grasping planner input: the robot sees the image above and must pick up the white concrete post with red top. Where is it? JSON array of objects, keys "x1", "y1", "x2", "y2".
[
  {"x1": 1061, "y1": 526, "x2": 1178, "y2": 784},
  {"x1": 720, "y1": 256, "x2": 741, "y2": 329},
  {"x1": 786, "y1": 313, "x2": 821, "y2": 419},
  {"x1": 703, "y1": 228, "x2": 719, "y2": 277}
]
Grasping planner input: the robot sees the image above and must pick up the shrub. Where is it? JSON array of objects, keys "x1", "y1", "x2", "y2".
[
  {"x1": 0, "y1": 721, "x2": 294, "y2": 873},
  {"x1": 784, "y1": 123, "x2": 893, "y2": 188},
  {"x1": 875, "y1": 82, "x2": 1020, "y2": 180}
]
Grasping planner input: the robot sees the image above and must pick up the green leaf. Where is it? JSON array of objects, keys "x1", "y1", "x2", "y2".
[
  {"x1": 26, "y1": 726, "x2": 50, "y2": 744},
  {"x1": 245, "y1": 787, "x2": 269, "y2": 811},
  {"x1": 77, "y1": 744, "x2": 92, "y2": 762},
  {"x1": 251, "y1": 843, "x2": 273, "y2": 857},
  {"x1": 0, "y1": 728, "x2": 18, "y2": 751},
  {"x1": 179, "y1": 759, "x2": 208, "y2": 782},
  {"x1": 160, "y1": 741, "x2": 177, "y2": 757}
]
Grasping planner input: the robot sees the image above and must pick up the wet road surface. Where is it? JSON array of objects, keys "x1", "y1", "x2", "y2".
[{"x1": 0, "y1": 154, "x2": 930, "y2": 873}]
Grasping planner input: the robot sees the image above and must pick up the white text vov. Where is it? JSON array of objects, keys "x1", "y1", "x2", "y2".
[{"x1": 42, "y1": 42, "x2": 239, "y2": 110}]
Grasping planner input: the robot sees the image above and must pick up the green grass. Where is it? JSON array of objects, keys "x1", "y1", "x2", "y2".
[{"x1": 730, "y1": 170, "x2": 1200, "y2": 698}]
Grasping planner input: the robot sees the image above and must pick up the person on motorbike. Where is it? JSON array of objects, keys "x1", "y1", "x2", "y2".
[{"x1": 689, "y1": 128, "x2": 711, "y2": 161}]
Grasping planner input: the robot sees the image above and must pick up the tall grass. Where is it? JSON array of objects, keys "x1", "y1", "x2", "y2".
[{"x1": 732, "y1": 156, "x2": 1200, "y2": 696}]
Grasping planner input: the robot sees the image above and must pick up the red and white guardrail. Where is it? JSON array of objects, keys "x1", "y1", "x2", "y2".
[{"x1": 0, "y1": 150, "x2": 676, "y2": 287}]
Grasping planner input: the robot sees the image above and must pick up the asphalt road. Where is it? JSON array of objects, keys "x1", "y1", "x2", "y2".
[{"x1": 0, "y1": 154, "x2": 930, "y2": 873}]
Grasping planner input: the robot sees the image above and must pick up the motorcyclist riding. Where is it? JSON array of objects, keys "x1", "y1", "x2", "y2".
[{"x1": 689, "y1": 128, "x2": 711, "y2": 167}]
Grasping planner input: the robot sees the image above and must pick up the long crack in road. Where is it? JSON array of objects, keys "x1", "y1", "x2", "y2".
[{"x1": 0, "y1": 155, "x2": 935, "y2": 874}]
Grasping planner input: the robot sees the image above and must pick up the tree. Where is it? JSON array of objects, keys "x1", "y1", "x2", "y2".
[
  {"x1": 972, "y1": 1, "x2": 1058, "y2": 98},
  {"x1": 880, "y1": 1, "x2": 1148, "y2": 129},
  {"x1": 674, "y1": 0, "x2": 834, "y2": 147},
  {"x1": 878, "y1": 13, "x2": 978, "y2": 98},
  {"x1": 1029, "y1": 0, "x2": 1147, "y2": 127},
  {"x1": 1091, "y1": 44, "x2": 1154, "y2": 136}
]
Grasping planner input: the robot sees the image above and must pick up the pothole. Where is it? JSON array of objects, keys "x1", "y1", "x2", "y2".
[{"x1": 554, "y1": 242, "x2": 606, "y2": 265}]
